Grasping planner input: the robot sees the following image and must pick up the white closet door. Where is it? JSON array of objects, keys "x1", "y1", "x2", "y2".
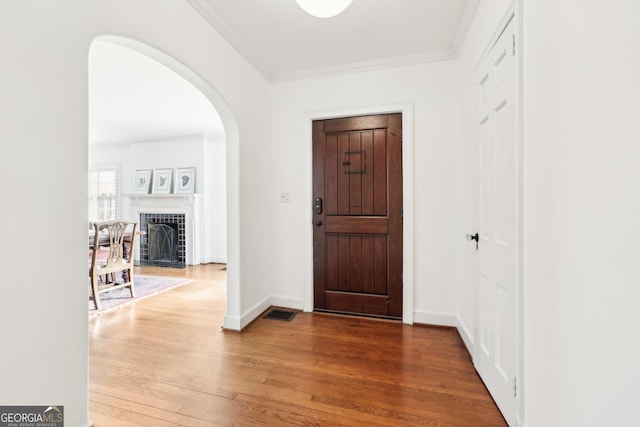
[{"x1": 474, "y1": 16, "x2": 519, "y2": 426}]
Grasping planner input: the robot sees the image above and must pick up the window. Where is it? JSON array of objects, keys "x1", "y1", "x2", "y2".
[{"x1": 89, "y1": 169, "x2": 118, "y2": 221}]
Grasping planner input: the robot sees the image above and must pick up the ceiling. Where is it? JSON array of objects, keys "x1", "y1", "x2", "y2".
[
  {"x1": 189, "y1": 0, "x2": 478, "y2": 81},
  {"x1": 89, "y1": 41, "x2": 224, "y2": 145},
  {"x1": 89, "y1": 1, "x2": 477, "y2": 144}
]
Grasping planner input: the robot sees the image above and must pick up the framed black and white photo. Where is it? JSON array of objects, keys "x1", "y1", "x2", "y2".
[
  {"x1": 153, "y1": 168, "x2": 173, "y2": 194},
  {"x1": 133, "y1": 169, "x2": 152, "y2": 194},
  {"x1": 175, "y1": 167, "x2": 196, "y2": 193}
]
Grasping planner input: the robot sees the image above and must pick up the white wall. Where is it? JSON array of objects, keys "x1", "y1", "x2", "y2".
[
  {"x1": 204, "y1": 133, "x2": 227, "y2": 263},
  {"x1": 0, "y1": 0, "x2": 268, "y2": 424},
  {"x1": 266, "y1": 61, "x2": 461, "y2": 323},
  {"x1": 522, "y1": 1, "x2": 640, "y2": 426},
  {"x1": 91, "y1": 137, "x2": 205, "y2": 197}
]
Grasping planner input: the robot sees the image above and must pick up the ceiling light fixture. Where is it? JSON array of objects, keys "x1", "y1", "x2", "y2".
[{"x1": 296, "y1": 0, "x2": 353, "y2": 18}]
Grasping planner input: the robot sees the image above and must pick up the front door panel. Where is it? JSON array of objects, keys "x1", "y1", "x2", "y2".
[{"x1": 313, "y1": 114, "x2": 402, "y2": 318}]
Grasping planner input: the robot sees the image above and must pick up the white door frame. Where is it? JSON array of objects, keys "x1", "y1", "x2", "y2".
[
  {"x1": 473, "y1": 3, "x2": 524, "y2": 425},
  {"x1": 302, "y1": 103, "x2": 415, "y2": 324}
]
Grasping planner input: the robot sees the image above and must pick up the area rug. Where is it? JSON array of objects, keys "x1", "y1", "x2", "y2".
[{"x1": 89, "y1": 275, "x2": 192, "y2": 317}]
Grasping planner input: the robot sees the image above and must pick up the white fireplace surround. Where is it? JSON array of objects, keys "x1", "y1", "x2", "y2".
[{"x1": 125, "y1": 194, "x2": 202, "y2": 265}]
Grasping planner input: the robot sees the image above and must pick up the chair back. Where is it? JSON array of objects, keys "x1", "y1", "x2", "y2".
[
  {"x1": 89, "y1": 220, "x2": 138, "y2": 310},
  {"x1": 90, "y1": 221, "x2": 137, "y2": 271}
]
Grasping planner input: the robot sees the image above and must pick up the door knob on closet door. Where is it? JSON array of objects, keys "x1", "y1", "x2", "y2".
[{"x1": 466, "y1": 233, "x2": 479, "y2": 249}]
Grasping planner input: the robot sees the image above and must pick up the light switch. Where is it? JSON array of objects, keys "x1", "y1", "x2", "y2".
[{"x1": 279, "y1": 192, "x2": 290, "y2": 203}]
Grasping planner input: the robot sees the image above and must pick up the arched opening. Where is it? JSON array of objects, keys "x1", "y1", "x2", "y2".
[{"x1": 88, "y1": 35, "x2": 241, "y2": 326}]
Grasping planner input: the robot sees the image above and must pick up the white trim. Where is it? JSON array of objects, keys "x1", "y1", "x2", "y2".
[
  {"x1": 515, "y1": 2, "x2": 525, "y2": 425},
  {"x1": 413, "y1": 310, "x2": 457, "y2": 327},
  {"x1": 456, "y1": 316, "x2": 474, "y2": 355},
  {"x1": 302, "y1": 102, "x2": 415, "y2": 324},
  {"x1": 222, "y1": 314, "x2": 241, "y2": 332},
  {"x1": 186, "y1": 0, "x2": 471, "y2": 83},
  {"x1": 270, "y1": 295, "x2": 305, "y2": 311},
  {"x1": 473, "y1": 1, "x2": 517, "y2": 71},
  {"x1": 271, "y1": 50, "x2": 455, "y2": 82},
  {"x1": 227, "y1": 295, "x2": 306, "y2": 331},
  {"x1": 185, "y1": 0, "x2": 273, "y2": 81},
  {"x1": 236, "y1": 296, "x2": 272, "y2": 331},
  {"x1": 90, "y1": 133, "x2": 212, "y2": 148},
  {"x1": 200, "y1": 256, "x2": 227, "y2": 264},
  {"x1": 451, "y1": 0, "x2": 481, "y2": 54}
]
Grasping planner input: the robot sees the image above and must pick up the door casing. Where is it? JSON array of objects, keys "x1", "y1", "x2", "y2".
[{"x1": 303, "y1": 103, "x2": 415, "y2": 324}]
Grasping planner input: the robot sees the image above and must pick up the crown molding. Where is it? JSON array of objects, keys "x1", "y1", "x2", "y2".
[
  {"x1": 90, "y1": 133, "x2": 211, "y2": 148},
  {"x1": 451, "y1": 0, "x2": 480, "y2": 55},
  {"x1": 186, "y1": 0, "x2": 275, "y2": 81},
  {"x1": 187, "y1": 0, "x2": 469, "y2": 83},
  {"x1": 271, "y1": 49, "x2": 456, "y2": 82}
]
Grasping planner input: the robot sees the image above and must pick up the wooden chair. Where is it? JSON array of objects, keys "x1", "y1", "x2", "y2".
[{"x1": 89, "y1": 220, "x2": 137, "y2": 310}]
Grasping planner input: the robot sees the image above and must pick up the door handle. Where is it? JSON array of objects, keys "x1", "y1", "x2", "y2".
[
  {"x1": 466, "y1": 233, "x2": 479, "y2": 249},
  {"x1": 314, "y1": 220, "x2": 323, "y2": 226}
]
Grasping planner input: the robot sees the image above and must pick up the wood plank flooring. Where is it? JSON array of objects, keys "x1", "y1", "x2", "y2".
[{"x1": 89, "y1": 264, "x2": 507, "y2": 426}]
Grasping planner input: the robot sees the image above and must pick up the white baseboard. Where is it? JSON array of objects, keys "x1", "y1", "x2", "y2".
[
  {"x1": 456, "y1": 317, "x2": 474, "y2": 355},
  {"x1": 227, "y1": 299, "x2": 474, "y2": 358},
  {"x1": 222, "y1": 314, "x2": 241, "y2": 331},
  {"x1": 412, "y1": 310, "x2": 474, "y2": 359},
  {"x1": 270, "y1": 295, "x2": 304, "y2": 311},
  {"x1": 239, "y1": 296, "x2": 272, "y2": 330},
  {"x1": 225, "y1": 305, "x2": 460, "y2": 330},
  {"x1": 200, "y1": 256, "x2": 227, "y2": 264},
  {"x1": 223, "y1": 295, "x2": 271, "y2": 331},
  {"x1": 224, "y1": 295, "x2": 305, "y2": 331},
  {"x1": 413, "y1": 309, "x2": 457, "y2": 327}
]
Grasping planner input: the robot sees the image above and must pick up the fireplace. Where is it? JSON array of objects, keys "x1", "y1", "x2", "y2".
[
  {"x1": 138, "y1": 213, "x2": 186, "y2": 268},
  {"x1": 148, "y1": 223, "x2": 178, "y2": 261},
  {"x1": 126, "y1": 193, "x2": 202, "y2": 267}
]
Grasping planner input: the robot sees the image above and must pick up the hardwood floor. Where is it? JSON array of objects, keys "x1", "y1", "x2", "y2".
[{"x1": 89, "y1": 264, "x2": 507, "y2": 426}]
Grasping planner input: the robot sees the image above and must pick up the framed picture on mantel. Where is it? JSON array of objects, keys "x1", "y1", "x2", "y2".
[
  {"x1": 175, "y1": 167, "x2": 196, "y2": 194},
  {"x1": 153, "y1": 168, "x2": 173, "y2": 194},
  {"x1": 133, "y1": 169, "x2": 152, "y2": 194}
]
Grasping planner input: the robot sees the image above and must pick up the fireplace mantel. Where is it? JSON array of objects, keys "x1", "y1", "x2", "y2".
[
  {"x1": 124, "y1": 193, "x2": 202, "y2": 204},
  {"x1": 124, "y1": 193, "x2": 203, "y2": 215},
  {"x1": 125, "y1": 193, "x2": 202, "y2": 265}
]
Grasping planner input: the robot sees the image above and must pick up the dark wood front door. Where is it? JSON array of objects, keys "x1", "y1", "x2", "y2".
[{"x1": 313, "y1": 113, "x2": 403, "y2": 318}]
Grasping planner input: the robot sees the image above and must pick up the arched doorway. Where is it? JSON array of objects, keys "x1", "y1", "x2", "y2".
[{"x1": 88, "y1": 35, "x2": 241, "y2": 324}]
